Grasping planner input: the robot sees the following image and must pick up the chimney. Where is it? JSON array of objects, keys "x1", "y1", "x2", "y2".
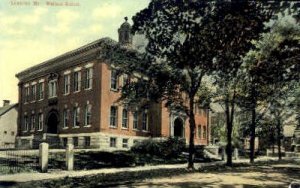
[{"x1": 3, "y1": 100, "x2": 10, "y2": 107}]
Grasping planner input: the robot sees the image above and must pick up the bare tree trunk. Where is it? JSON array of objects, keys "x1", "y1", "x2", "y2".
[
  {"x1": 276, "y1": 117, "x2": 282, "y2": 160},
  {"x1": 250, "y1": 84, "x2": 257, "y2": 163},
  {"x1": 188, "y1": 95, "x2": 196, "y2": 169},
  {"x1": 225, "y1": 98, "x2": 233, "y2": 166}
]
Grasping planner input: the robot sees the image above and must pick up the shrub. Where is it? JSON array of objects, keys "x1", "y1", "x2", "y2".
[{"x1": 131, "y1": 137, "x2": 186, "y2": 159}]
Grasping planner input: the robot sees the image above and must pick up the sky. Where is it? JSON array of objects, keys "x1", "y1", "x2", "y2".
[{"x1": 0, "y1": 0, "x2": 149, "y2": 104}]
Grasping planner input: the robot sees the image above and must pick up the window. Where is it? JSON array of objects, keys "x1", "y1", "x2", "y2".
[
  {"x1": 4, "y1": 131, "x2": 7, "y2": 134},
  {"x1": 64, "y1": 74, "x2": 70, "y2": 94},
  {"x1": 203, "y1": 126, "x2": 207, "y2": 139},
  {"x1": 122, "y1": 139, "x2": 129, "y2": 148},
  {"x1": 48, "y1": 80, "x2": 57, "y2": 98},
  {"x1": 37, "y1": 82, "x2": 44, "y2": 100},
  {"x1": 74, "y1": 71, "x2": 81, "y2": 92},
  {"x1": 63, "y1": 109, "x2": 69, "y2": 128},
  {"x1": 142, "y1": 110, "x2": 148, "y2": 131},
  {"x1": 198, "y1": 125, "x2": 201, "y2": 138},
  {"x1": 25, "y1": 87, "x2": 30, "y2": 103},
  {"x1": 63, "y1": 138, "x2": 68, "y2": 147},
  {"x1": 31, "y1": 114, "x2": 35, "y2": 130},
  {"x1": 38, "y1": 113, "x2": 43, "y2": 131},
  {"x1": 85, "y1": 68, "x2": 93, "y2": 89},
  {"x1": 110, "y1": 106, "x2": 117, "y2": 127},
  {"x1": 73, "y1": 107, "x2": 80, "y2": 127},
  {"x1": 31, "y1": 84, "x2": 36, "y2": 101},
  {"x1": 24, "y1": 116, "x2": 29, "y2": 131},
  {"x1": 123, "y1": 74, "x2": 129, "y2": 86},
  {"x1": 133, "y1": 111, "x2": 138, "y2": 130},
  {"x1": 110, "y1": 70, "x2": 118, "y2": 90},
  {"x1": 84, "y1": 104, "x2": 92, "y2": 126},
  {"x1": 11, "y1": 131, "x2": 15, "y2": 136},
  {"x1": 73, "y1": 137, "x2": 78, "y2": 147},
  {"x1": 84, "y1": 136, "x2": 91, "y2": 147},
  {"x1": 122, "y1": 108, "x2": 128, "y2": 128},
  {"x1": 110, "y1": 137, "x2": 117, "y2": 147}
]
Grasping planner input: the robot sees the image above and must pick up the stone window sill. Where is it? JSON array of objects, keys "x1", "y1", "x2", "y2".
[
  {"x1": 121, "y1": 127, "x2": 129, "y2": 130},
  {"x1": 83, "y1": 125, "x2": 91, "y2": 128},
  {"x1": 109, "y1": 126, "x2": 117, "y2": 129},
  {"x1": 72, "y1": 126, "x2": 80, "y2": 129}
]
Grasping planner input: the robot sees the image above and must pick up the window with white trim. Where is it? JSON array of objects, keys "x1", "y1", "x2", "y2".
[
  {"x1": 203, "y1": 126, "x2": 207, "y2": 139},
  {"x1": 110, "y1": 137, "x2": 117, "y2": 147},
  {"x1": 31, "y1": 114, "x2": 35, "y2": 130},
  {"x1": 122, "y1": 108, "x2": 128, "y2": 128},
  {"x1": 123, "y1": 74, "x2": 129, "y2": 86},
  {"x1": 85, "y1": 68, "x2": 93, "y2": 89},
  {"x1": 122, "y1": 138, "x2": 128, "y2": 148},
  {"x1": 110, "y1": 70, "x2": 118, "y2": 90},
  {"x1": 142, "y1": 110, "x2": 148, "y2": 131},
  {"x1": 84, "y1": 104, "x2": 92, "y2": 126},
  {"x1": 48, "y1": 80, "x2": 57, "y2": 98},
  {"x1": 197, "y1": 125, "x2": 201, "y2": 138},
  {"x1": 24, "y1": 116, "x2": 29, "y2": 131},
  {"x1": 31, "y1": 84, "x2": 36, "y2": 101},
  {"x1": 25, "y1": 86, "x2": 30, "y2": 103},
  {"x1": 63, "y1": 109, "x2": 69, "y2": 128},
  {"x1": 38, "y1": 113, "x2": 43, "y2": 131},
  {"x1": 64, "y1": 74, "x2": 70, "y2": 94},
  {"x1": 110, "y1": 106, "x2": 117, "y2": 127},
  {"x1": 74, "y1": 71, "x2": 81, "y2": 92},
  {"x1": 37, "y1": 82, "x2": 44, "y2": 100},
  {"x1": 133, "y1": 111, "x2": 138, "y2": 130},
  {"x1": 73, "y1": 107, "x2": 80, "y2": 127}
]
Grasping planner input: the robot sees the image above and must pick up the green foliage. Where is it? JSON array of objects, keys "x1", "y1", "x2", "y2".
[{"x1": 131, "y1": 137, "x2": 186, "y2": 160}]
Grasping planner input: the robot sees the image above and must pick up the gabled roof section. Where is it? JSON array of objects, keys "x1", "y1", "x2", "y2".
[
  {"x1": 0, "y1": 103, "x2": 18, "y2": 117},
  {"x1": 16, "y1": 37, "x2": 118, "y2": 81}
]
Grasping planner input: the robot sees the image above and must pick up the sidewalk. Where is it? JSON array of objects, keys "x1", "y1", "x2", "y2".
[{"x1": 0, "y1": 163, "x2": 187, "y2": 183}]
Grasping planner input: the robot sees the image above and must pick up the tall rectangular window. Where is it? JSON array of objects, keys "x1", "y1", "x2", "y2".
[
  {"x1": 122, "y1": 108, "x2": 128, "y2": 128},
  {"x1": 142, "y1": 110, "x2": 148, "y2": 131},
  {"x1": 110, "y1": 137, "x2": 117, "y2": 147},
  {"x1": 63, "y1": 109, "x2": 69, "y2": 128},
  {"x1": 31, "y1": 114, "x2": 35, "y2": 130},
  {"x1": 198, "y1": 125, "x2": 201, "y2": 138},
  {"x1": 64, "y1": 74, "x2": 70, "y2": 94},
  {"x1": 122, "y1": 139, "x2": 128, "y2": 148},
  {"x1": 73, "y1": 107, "x2": 80, "y2": 127},
  {"x1": 133, "y1": 111, "x2": 138, "y2": 130},
  {"x1": 48, "y1": 80, "x2": 57, "y2": 98},
  {"x1": 84, "y1": 136, "x2": 91, "y2": 147},
  {"x1": 38, "y1": 113, "x2": 43, "y2": 131},
  {"x1": 110, "y1": 106, "x2": 117, "y2": 127},
  {"x1": 31, "y1": 84, "x2": 36, "y2": 101},
  {"x1": 25, "y1": 86, "x2": 30, "y2": 103},
  {"x1": 37, "y1": 82, "x2": 44, "y2": 100},
  {"x1": 110, "y1": 70, "x2": 118, "y2": 90},
  {"x1": 24, "y1": 116, "x2": 29, "y2": 131},
  {"x1": 123, "y1": 74, "x2": 129, "y2": 86},
  {"x1": 203, "y1": 126, "x2": 207, "y2": 139},
  {"x1": 85, "y1": 68, "x2": 93, "y2": 89},
  {"x1": 73, "y1": 137, "x2": 78, "y2": 147},
  {"x1": 85, "y1": 104, "x2": 92, "y2": 126},
  {"x1": 74, "y1": 71, "x2": 81, "y2": 92}
]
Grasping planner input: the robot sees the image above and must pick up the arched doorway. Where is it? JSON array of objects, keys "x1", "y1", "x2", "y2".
[
  {"x1": 174, "y1": 118, "x2": 184, "y2": 137},
  {"x1": 47, "y1": 111, "x2": 59, "y2": 134}
]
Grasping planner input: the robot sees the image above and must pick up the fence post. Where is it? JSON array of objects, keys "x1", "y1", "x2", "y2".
[
  {"x1": 39, "y1": 142, "x2": 49, "y2": 173},
  {"x1": 66, "y1": 144, "x2": 74, "y2": 171},
  {"x1": 234, "y1": 148, "x2": 239, "y2": 160}
]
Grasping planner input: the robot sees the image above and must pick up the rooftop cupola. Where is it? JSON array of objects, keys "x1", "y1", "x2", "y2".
[{"x1": 118, "y1": 17, "x2": 132, "y2": 47}]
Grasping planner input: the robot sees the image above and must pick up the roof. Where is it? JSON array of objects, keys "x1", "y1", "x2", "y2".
[
  {"x1": 16, "y1": 37, "x2": 118, "y2": 81},
  {"x1": 0, "y1": 104, "x2": 18, "y2": 117}
]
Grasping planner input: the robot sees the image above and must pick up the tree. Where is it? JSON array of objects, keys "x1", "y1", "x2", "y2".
[{"x1": 244, "y1": 14, "x2": 300, "y2": 160}]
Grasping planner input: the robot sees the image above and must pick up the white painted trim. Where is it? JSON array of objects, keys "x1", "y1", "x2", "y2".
[
  {"x1": 64, "y1": 70, "x2": 71, "y2": 75},
  {"x1": 31, "y1": 81, "x2": 37, "y2": 85},
  {"x1": 73, "y1": 67, "x2": 82, "y2": 71},
  {"x1": 24, "y1": 83, "x2": 29, "y2": 87},
  {"x1": 84, "y1": 63, "x2": 94, "y2": 68},
  {"x1": 39, "y1": 79, "x2": 45, "y2": 83}
]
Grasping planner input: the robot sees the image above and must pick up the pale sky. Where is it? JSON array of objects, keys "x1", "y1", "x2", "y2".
[{"x1": 0, "y1": 0, "x2": 149, "y2": 104}]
